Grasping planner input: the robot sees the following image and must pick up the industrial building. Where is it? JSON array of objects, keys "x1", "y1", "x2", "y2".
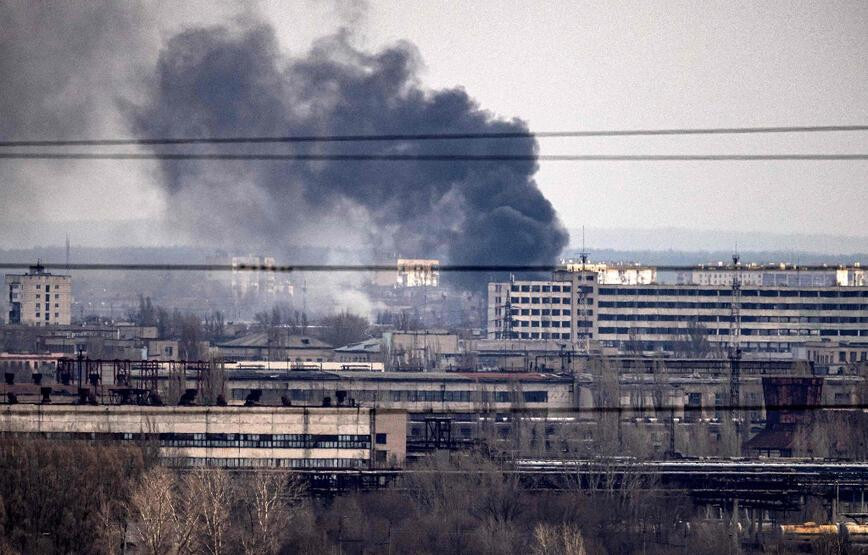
[
  {"x1": 488, "y1": 270, "x2": 868, "y2": 354},
  {"x1": 5, "y1": 263, "x2": 72, "y2": 326},
  {"x1": 216, "y1": 332, "x2": 333, "y2": 361},
  {"x1": 793, "y1": 340, "x2": 868, "y2": 372},
  {"x1": 0, "y1": 404, "x2": 406, "y2": 469},
  {"x1": 226, "y1": 369, "x2": 576, "y2": 412}
]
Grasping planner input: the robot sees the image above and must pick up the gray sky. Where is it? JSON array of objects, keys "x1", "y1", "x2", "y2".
[
  {"x1": 1, "y1": 0, "x2": 866, "y2": 250},
  {"x1": 362, "y1": 1, "x2": 868, "y2": 241}
]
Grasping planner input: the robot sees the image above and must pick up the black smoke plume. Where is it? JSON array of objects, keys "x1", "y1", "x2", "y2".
[{"x1": 131, "y1": 24, "x2": 568, "y2": 288}]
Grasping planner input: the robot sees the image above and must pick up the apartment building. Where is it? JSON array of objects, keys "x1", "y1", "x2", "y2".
[
  {"x1": 230, "y1": 255, "x2": 293, "y2": 299},
  {"x1": 5, "y1": 264, "x2": 72, "y2": 326},
  {"x1": 676, "y1": 266, "x2": 864, "y2": 287},
  {"x1": 488, "y1": 271, "x2": 868, "y2": 354},
  {"x1": 561, "y1": 261, "x2": 656, "y2": 284},
  {"x1": 396, "y1": 258, "x2": 440, "y2": 287}
]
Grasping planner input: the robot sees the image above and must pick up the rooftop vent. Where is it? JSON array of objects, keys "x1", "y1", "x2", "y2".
[
  {"x1": 178, "y1": 389, "x2": 197, "y2": 406},
  {"x1": 244, "y1": 389, "x2": 262, "y2": 407}
]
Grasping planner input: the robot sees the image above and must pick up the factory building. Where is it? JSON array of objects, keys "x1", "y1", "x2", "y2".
[
  {"x1": 488, "y1": 270, "x2": 868, "y2": 354},
  {"x1": 5, "y1": 264, "x2": 72, "y2": 326},
  {"x1": 0, "y1": 404, "x2": 406, "y2": 469},
  {"x1": 793, "y1": 340, "x2": 868, "y2": 373},
  {"x1": 226, "y1": 370, "x2": 577, "y2": 413}
]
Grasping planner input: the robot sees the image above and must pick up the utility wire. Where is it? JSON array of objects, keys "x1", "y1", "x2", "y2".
[
  {"x1": 0, "y1": 152, "x2": 865, "y2": 161},
  {"x1": 1, "y1": 125, "x2": 867, "y2": 147},
  {"x1": 0, "y1": 263, "x2": 862, "y2": 273}
]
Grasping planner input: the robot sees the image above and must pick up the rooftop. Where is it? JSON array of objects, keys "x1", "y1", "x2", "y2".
[{"x1": 217, "y1": 333, "x2": 332, "y2": 349}]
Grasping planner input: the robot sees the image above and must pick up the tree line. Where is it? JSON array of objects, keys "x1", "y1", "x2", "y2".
[{"x1": 0, "y1": 437, "x2": 779, "y2": 555}]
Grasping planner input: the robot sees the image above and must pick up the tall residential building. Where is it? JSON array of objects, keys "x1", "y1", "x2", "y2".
[
  {"x1": 5, "y1": 264, "x2": 72, "y2": 326},
  {"x1": 676, "y1": 266, "x2": 864, "y2": 287},
  {"x1": 396, "y1": 258, "x2": 440, "y2": 287},
  {"x1": 230, "y1": 255, "x2": 293, "y2": 299},
  {"x1": 488, "y1": 271, "x2": 868, "y2": 354},
  {"x1": 561, "y1": 261, "x2": 656, "y2": 284}
]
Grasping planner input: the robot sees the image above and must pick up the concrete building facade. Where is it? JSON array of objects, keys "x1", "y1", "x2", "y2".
[
  {"x1": 488, "y1": 271, "x2": 868, "y2": 354},
  {"x1": 676, "y1": 266, "x2": 865, "y2": 287},
  {"x1": 5, "y1": 264, "x2": 72, "y2": 326},
  {"x1": 0, "y1": 404, "x2": 406, "y2": 469},
  {"x1": 396, "y1": 258, "x2": 440, "y2": 287},
  {"x1": 562, "y1": 261, "x2": 656, "y2": 284},
  {"x1": 793, "y1": 340, "x2": 868, "y2": 373}
]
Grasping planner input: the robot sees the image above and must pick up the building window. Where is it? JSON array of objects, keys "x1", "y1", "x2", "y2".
[
  {"x1": 376, "y1": 433, "x2": 387, "y2": 445},
  {"x1": 523, "y1": 391, "x2": 548, "y2": 403}
]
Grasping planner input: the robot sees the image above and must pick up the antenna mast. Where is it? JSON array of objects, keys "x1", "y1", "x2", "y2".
[
  {"x1": 729, "y1": 250, "x2": 742, "y2": 412},
  {"x1": 577, "y1": 226, "x2": 591, "y2": 353},
  {"x1": 502, "y1": 274, "x2": 515, "y2": 339}
]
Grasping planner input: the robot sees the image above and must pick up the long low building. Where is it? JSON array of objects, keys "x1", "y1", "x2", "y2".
[
  {"x1": 488, "y1": 270, "x2": 868, "y2": 354},
  {"x1": 226, "y1": 370, "x2": 578, "y2": 413},
  {"x1": 0, "y1": 404, "x2": 406, "y2": 469}
]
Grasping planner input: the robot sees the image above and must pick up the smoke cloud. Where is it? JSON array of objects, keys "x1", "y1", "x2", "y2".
[
  {"x1": 0, "y1": 4, "x2": 568, "y2": 290},
  {"x1": 130, "y1": 23, "x2": 568, "y2": 287}
]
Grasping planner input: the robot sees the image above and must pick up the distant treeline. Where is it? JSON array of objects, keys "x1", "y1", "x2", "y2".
[{"x1": 0, "y1": 439, "x2": 839, "y2": 555}]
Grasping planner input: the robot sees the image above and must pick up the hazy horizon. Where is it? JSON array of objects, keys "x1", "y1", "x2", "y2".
[{"x1": 0, "y1": 1, "x2": 865, "y2": 262}]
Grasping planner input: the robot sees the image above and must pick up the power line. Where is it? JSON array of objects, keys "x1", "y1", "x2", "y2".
[
  {"x1": 0, "y1": 152, "x2": 865, "y2": 162},
  {"x1": 0, "y1": 262, "x2": 862, "y2": 273},
  {"x1": 1, "y1": 124, "x2": 866, "y2": 147}
]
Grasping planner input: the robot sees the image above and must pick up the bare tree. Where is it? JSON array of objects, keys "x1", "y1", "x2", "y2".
[
  {"x1": 533, "y1": 522, "x2": 586, "y2": 555},
  {"x1": 128, "y1": 467, "x2": 178, "y2": 555},
  {"x1": 186, "y1": 467, "x2": 235, "y2": 555},
  {"x1": 319, "y1": 311, "x2": 369, "y2": 348},
  {"x1": 94, "y1": 495, "x2": 127, "y2": 555},
  {"x1": 199, "y1": 358, "x2": 226, "y2": 405},
  {"x1": 237, "y1": 471, "x2": 306, "y2": 555},
  {"x1": 674, "y1": 319, "x2": 711, "y2": 358}
]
